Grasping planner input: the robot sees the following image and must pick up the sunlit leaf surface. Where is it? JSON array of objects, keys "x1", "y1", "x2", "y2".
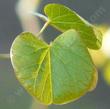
[{"x1": 104, "y1": 61, "x2": 110, "y2": 85}]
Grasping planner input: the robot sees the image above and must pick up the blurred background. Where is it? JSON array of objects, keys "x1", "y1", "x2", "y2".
[{"x1": 0, "y1": 0, "x2": 110, "y2": 109}]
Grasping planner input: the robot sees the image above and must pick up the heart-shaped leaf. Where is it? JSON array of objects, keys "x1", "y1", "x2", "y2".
[
  {"x1": 10, "y1": 30, "x2": 97, "y2": 105},
  {"x1": 44, "y1": 4, "x2": 102, "y2": 50}
]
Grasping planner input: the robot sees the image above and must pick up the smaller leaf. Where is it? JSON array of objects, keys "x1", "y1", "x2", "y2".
[{"x1": 44, "y1": 3, "x2": 102, "y2": 50}]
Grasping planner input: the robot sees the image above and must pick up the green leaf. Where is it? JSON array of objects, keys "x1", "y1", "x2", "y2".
[
  {"x1": 44, "y1": 3, "x2": 102, "y2": 50},
  {"x1": 10, "y1": 30, "x2": 97, "y2": 105}
]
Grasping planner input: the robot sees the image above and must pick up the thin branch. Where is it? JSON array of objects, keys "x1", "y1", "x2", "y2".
[
  {"x1": 0, "y1": 54, "x2": 10, "y2": 59},
  {"x1": 31, "y1": 100, "x2": 49, "y2": 109},
  {"x1": 37, "y1": 21, "x2": 50, "y2": 37},
  {"x1": 29, "y1": 12, "x2": 48, "y2": 22}
]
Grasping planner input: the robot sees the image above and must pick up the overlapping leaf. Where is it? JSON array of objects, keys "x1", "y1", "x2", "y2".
[
  {"x1": 44, "y1": 4, "x2": 102, "y2": 49},
  {"x1": 11, "y1": 30, "x2": 97, "y2": 105}
]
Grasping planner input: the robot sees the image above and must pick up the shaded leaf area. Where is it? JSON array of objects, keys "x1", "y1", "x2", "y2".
[
  {"x1": 11, "y1": 30, "x2": 97, "y2": 105},
  {"x1": 44, "y1": 4, "x2": 102, "y2": 49}
]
